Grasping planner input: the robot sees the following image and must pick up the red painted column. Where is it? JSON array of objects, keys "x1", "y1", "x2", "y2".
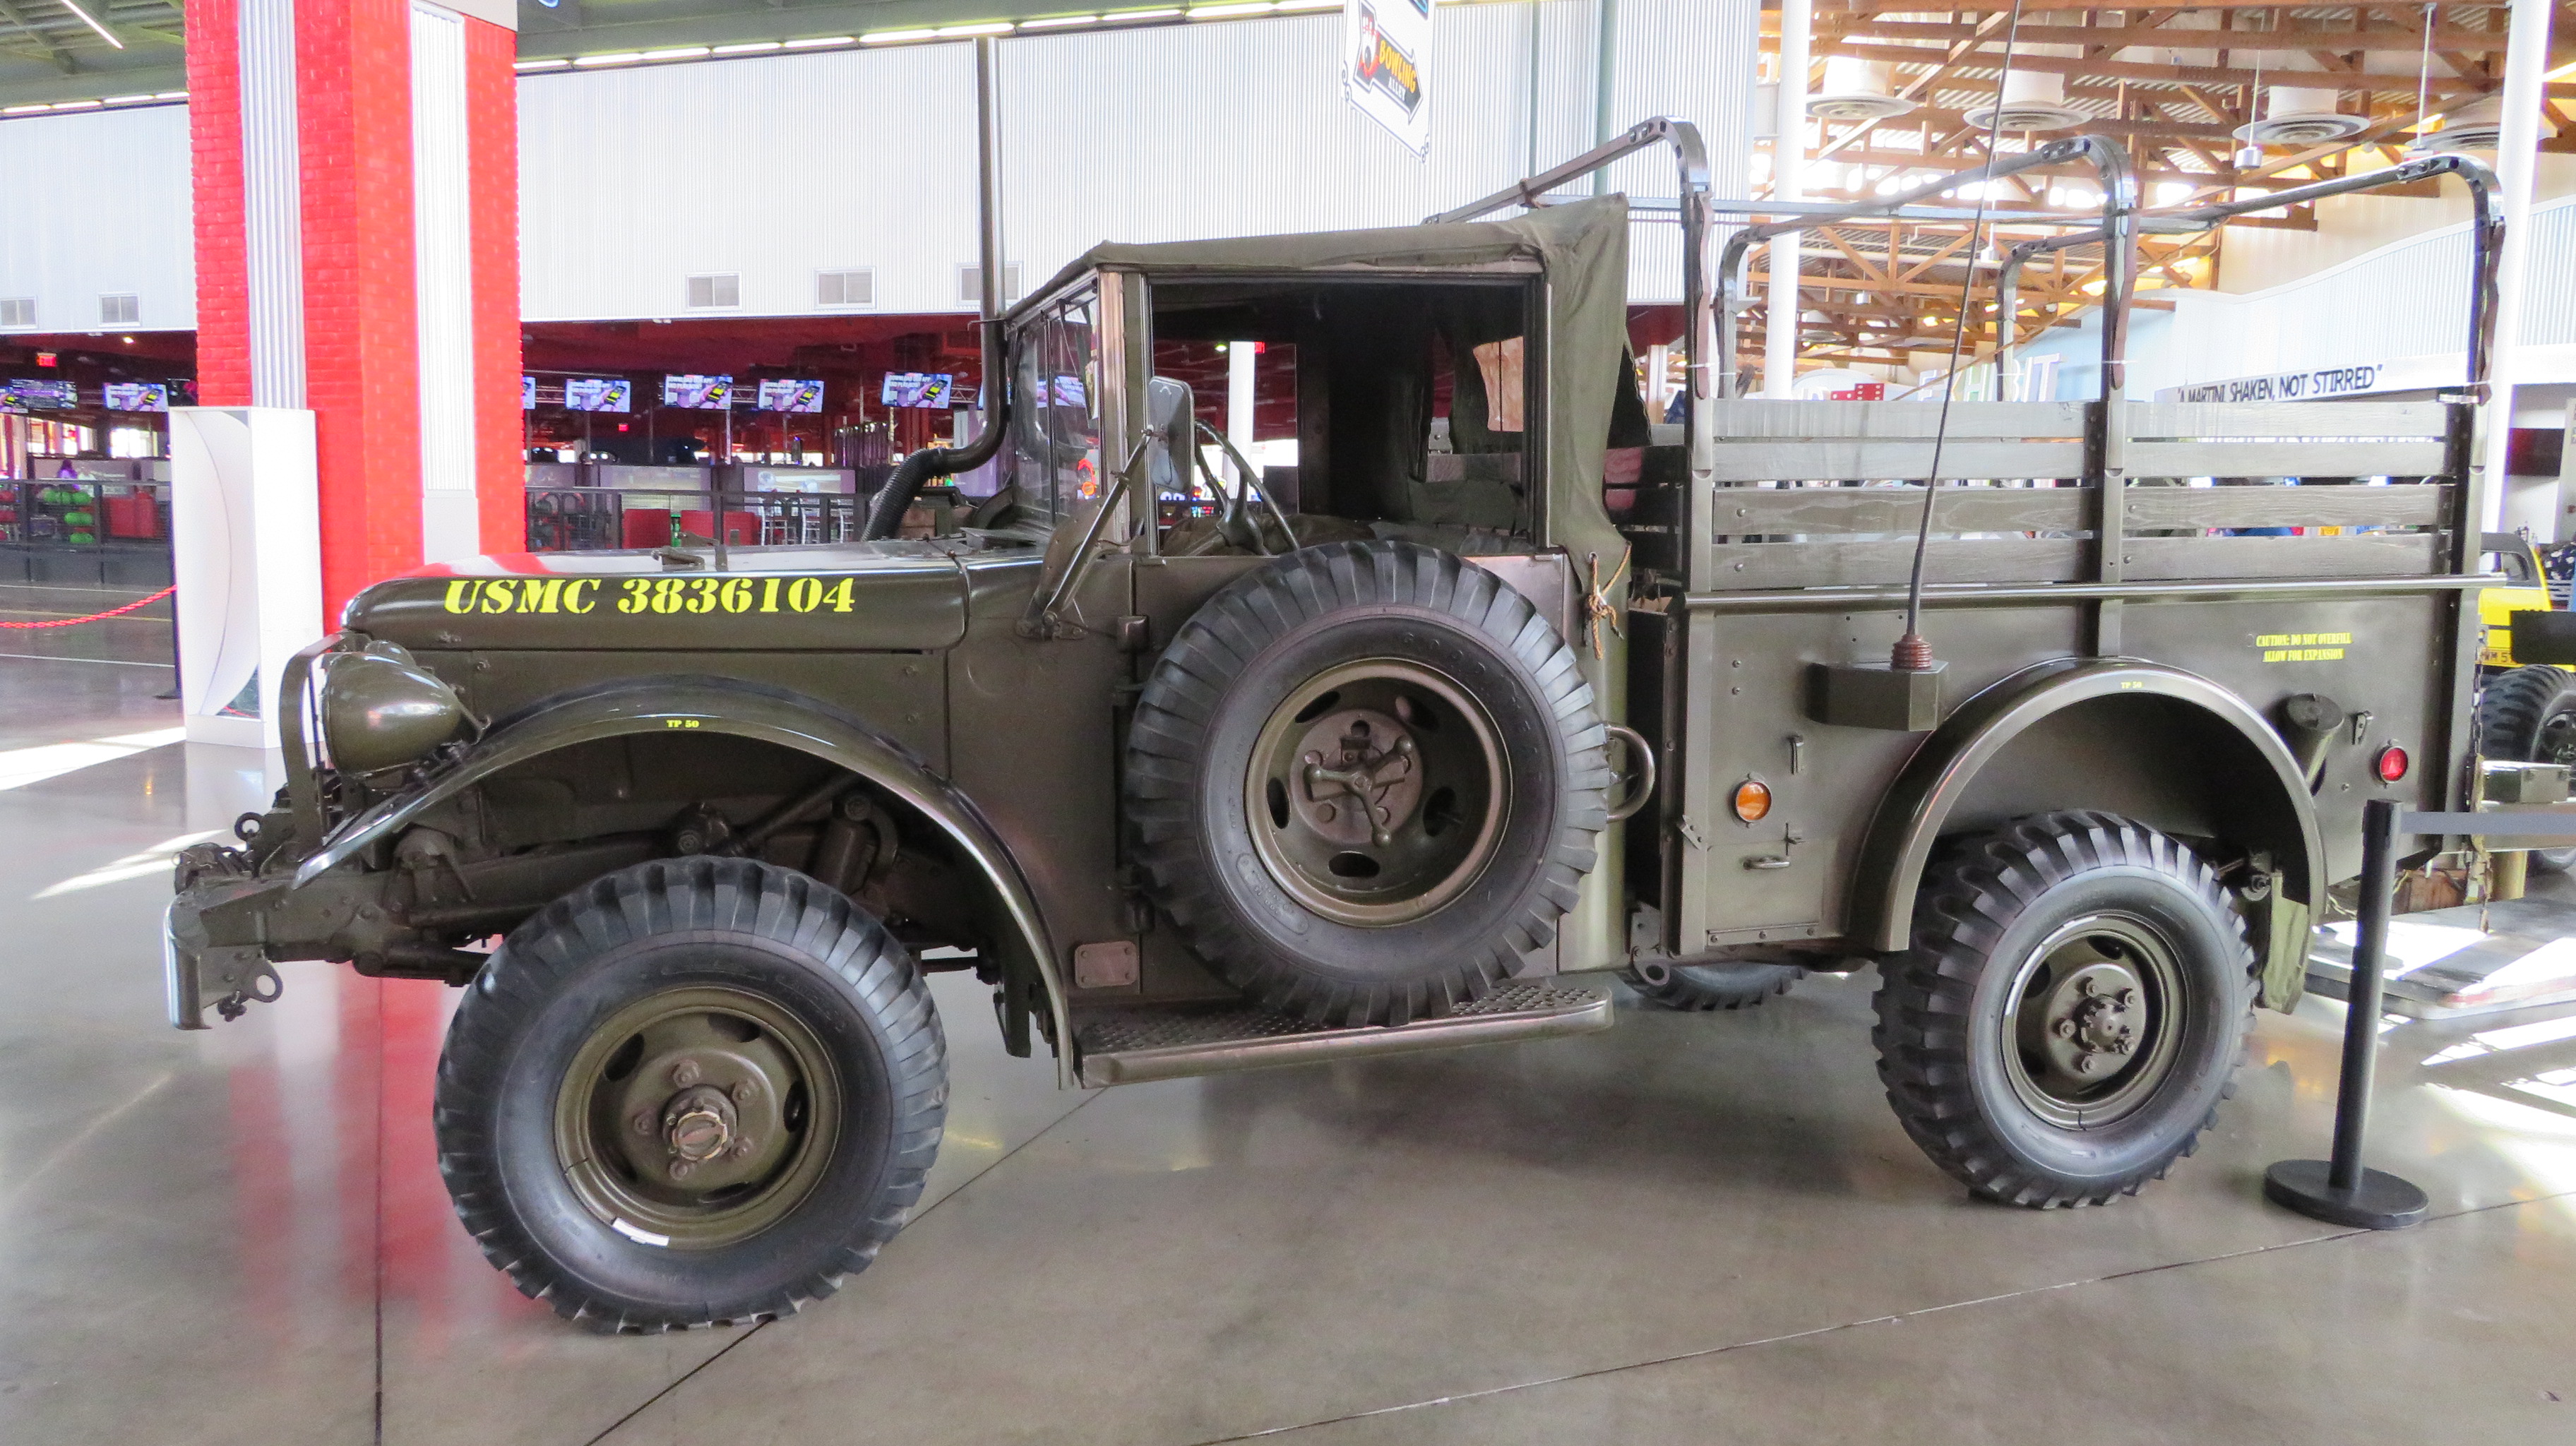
[
  {"x1": 186, "y1": 0, "x2": 251, "y2": 410},
  {"x1": 184, "y1": 0, "x2": 524, "y2": 623},
  {"x1": 297, "y1": 0, "x2": 423, "y2": 619},
  {"x1": 465, "y1": 20, "x2": 523, "y2": 557}
]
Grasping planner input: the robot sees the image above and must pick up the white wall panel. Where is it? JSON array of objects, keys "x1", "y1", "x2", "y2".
[
  {"x1": 0, "y1": 104, "x2": 195, "y2": 332},
  {"x1": 2158, "y1": 191, "x2": 2576, "y2": 389},
  {"x1": 518, "y1": 1, "x2": 1755, "y2": 321},
  {"x1": 517, "y1": 42, "x2": 984, "y2": 321}
]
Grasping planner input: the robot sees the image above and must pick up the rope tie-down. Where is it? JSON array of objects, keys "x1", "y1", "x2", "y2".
[{"x1": 0, "y1": 585, "x2": 176, "y2": 630}]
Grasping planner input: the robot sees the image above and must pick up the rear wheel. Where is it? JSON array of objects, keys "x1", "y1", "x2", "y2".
[
  {"x1": 1624, "y1": 957, "x2": 1804, "y2": 1011},
  {"x1": 434, "y1": 857, "x2": 946, "y2": 1332},
  {"x1": 2478, "y1": 664, "x2": 2576, "y2": 871},
  {"x1": 1873, "y1": 813, "x2": 2253, "y2": 1207}
]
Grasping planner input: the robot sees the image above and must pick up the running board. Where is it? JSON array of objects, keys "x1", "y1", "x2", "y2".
[{"x1": 1074, "y1": 982, "x2": 1613, "y2": 1087}]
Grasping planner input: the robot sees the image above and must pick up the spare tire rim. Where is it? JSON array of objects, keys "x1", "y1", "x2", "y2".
[
  {"x1": 1245, "y1": 657, "x2": 1509, "y2": 927},
  {"x1": 2000, "y1": 913, "x2": 2186, "y2": 1130},
  {"x1": 554, "y1": 984, "x2": 842, "y2": 1250}
]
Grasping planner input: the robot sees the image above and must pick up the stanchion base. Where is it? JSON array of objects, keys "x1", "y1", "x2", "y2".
[{"x1": 2263, "y1": 1159, "x2": 2429, "y2": 1229}]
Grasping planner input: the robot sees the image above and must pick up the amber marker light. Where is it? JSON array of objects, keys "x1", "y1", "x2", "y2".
[
  {"x1": 2375, "y1": 745, "x2": 2410, "y2": 784},
  {"x1": 1733, "y1": 777, "x2": 1773, "y2": 823}
]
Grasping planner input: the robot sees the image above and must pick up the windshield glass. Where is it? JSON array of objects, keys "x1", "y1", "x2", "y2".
[{"x1": 1010, "y1": 286, "x2": 1104, "y2": 522}]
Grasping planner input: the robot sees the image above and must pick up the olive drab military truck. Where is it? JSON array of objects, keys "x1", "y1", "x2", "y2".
[{"x1": 165, "y1": 103, "x2": 2516, "y2": 1332}]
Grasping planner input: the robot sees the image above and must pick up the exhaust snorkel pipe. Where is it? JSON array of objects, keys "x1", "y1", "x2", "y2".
[{"x1": 862, "y1": 36, "x2": 1012, "y2": 540}]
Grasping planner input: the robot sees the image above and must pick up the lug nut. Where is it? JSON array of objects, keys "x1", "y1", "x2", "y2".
[
  {"x1": 672, "y1": 1060, "x2": 702, "y2": 1087},
  {"x1": 729, "y1": 1137, "x2": 756, "y2": 1159},
  {"x1": 670, "y1": 1159, "x2": 696, "y2": 1180},
  {"x1": 730, "y1": 1080, "x2": 756, "y2": 1105},
  {"x1": 632, "y1": 1111, "x2": 655, "y2": 1136},
  {"x1": 2072, "y1": 1054, "x2": 2096, "y2": 1075},
  {"x1": 2054, "y1": 1018, "x2": 2078, "y2": 1039}
]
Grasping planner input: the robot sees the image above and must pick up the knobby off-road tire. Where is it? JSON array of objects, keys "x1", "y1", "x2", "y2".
[
  {"x1": 2479, "y1": 664, "x2": 2576, "y2": 871},
  {"x1": 1624, "y1": 959, "x2": 1806, "y2": 1011},
  {"x1": 1126, "y1": 541, "x2": 1613, "y2": 1025},
  {"x1": 1873, "y1": 813, "x2": 2255, "y2": 1208},
  {"x1": 434, "y1": 857, "x2": 946, "y2": 1332}
]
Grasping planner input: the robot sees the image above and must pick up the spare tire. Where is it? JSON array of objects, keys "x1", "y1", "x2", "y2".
[{"x1": 1126, "y1": 541, "x2": 1612, "y2": 1025}]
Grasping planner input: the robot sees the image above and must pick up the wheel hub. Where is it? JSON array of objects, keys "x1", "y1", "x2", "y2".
[
  {"x1": 556, "y1": 986, "x2": 840, "y2": 1248},
  {"x1": 1243, "y1": 659, "x2": 1510, "y2": 928},
  {"x1": 612, "y1": 1042, "x2": 786, "y2": 1188},
  {"x1": 1295, "y1": 710, "x2": 1421, "y2": 848},
  {"x1": 2003, "y1": 916, "x2": 2186, "y2": 1129},
  {"x1": 2037, "y1": 962, "x2": 2143, "y2": 1080}
]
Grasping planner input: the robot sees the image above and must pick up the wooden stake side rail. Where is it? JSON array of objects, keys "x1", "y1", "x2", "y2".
[{"x1": 1676, "y1": 398, "x2": 2472, "y2": 592}]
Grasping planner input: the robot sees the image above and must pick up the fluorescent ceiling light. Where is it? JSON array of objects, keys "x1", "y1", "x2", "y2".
[
  {"x1": 712, "y1": 41, "x2": 782, "y2": 55},
  {"x1": 514, "y1": 58, "x2": 569, "y2": 71},
  {"x1": 936, "y1": 23, "x2": 1018, "y2": 37},
  {"x1": 102, "y1": 93, "x2": 155, "y2": 105},
  {"x1": 643, "y1": 47, "x2": 710, "y2": 61},
  {"x1": 783, "y1": 35, "x2": 857, "y2": 48},
  {"x1": 60, "y1": 0, "x2": 124, "y2": 49},
  {"x1": 1191, "y1": 3, "x2": 1276, "y2": 17},
  {"x1": 3, "y1": 103, "x2": 48, "y2": 115},
  {"x1": 1102, "y1": 8, "x2": 1183, "y2": 20},
  {"x1": 153, "y1": 90, "x2": 188, "y2": 100},
  {"x1": 861, "y1": 29, "x2": 939, "y2": 43},
  {"x1": 1020, "y1": 13, "x2": 1099, "y2": 27},
  {"x1": 573, "y1": 52, "x2": 645, "y2": 67},
  {"x1": 50, "y1": 100, "x2": 102, "y2": 110},
  {"x1": 1275, "y1": 0, "x2": 1340, "y2": 10}
]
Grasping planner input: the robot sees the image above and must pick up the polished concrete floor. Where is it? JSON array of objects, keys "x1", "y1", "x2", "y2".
[{"x1": 6, "y1": 613, "x2": 2575, "y2": 1444}]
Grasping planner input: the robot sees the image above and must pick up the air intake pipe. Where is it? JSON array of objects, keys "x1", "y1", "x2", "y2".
[{"x1": 863, "y1": 36, "x2": 1010, "y2": 540}]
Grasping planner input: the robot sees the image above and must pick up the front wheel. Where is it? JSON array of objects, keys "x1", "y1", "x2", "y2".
[
  {"x1": 434, "y1": 857, "x2": 946, "y2": 1332},
  {"x1": 1873, "y1": 813, "x2": 2253, "y2": 1208}
]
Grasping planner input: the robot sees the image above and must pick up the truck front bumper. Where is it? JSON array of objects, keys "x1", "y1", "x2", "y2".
[{"x1": 165, "y1": 877, "x2": 291, "y2": 1030}]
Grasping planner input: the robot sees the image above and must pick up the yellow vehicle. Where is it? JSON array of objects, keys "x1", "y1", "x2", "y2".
[
  {"x1": 2476, "y1": 532, "x2": 2576, "y2": 869},
  {"x1": 2476, "y1": 532, "x2": 2562, "y2": 671}
]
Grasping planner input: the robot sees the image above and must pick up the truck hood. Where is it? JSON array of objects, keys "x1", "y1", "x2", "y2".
[{"x1": 347, "y1": 541, "x2": 1039, "y2": 652}]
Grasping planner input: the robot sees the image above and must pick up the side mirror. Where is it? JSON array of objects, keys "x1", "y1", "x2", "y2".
[{"x1": 1144, "y1": 376, "x2": 1195, "y2": 497}]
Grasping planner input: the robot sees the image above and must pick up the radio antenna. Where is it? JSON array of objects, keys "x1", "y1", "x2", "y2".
[{"x1": 1893, "y1": 0, "x2": 2026, "y2": 672}]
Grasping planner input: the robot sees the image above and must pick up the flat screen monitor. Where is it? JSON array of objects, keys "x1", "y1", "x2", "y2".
[
  {"x1": 1, "y1": 378, "x2": 76, "y2": 410},
  {"x1": 522, "y1": 376, "x2": 536, "y2": 410},
  {"x1": 662, "y1": 374, "x2": 734, "y2": 410},
  {"x1": 103, "y1": 383, "x2": 170, "y2": 412},
  {"x1": 567, "y1": 378, "x2": 633, "y2": 412},
  {"x1": 758, "y1": 378, "x2": 825, "y2": 414},
  {"x1": 881, "y1": 372, "x2": 953, "y2": 409}
]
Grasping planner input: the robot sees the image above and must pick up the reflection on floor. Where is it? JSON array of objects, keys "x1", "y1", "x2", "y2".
[{"x1": 4, "y1": 664, "x2": 2572, "y2": 1444}]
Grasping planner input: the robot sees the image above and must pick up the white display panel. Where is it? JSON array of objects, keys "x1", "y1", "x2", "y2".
[{"x1": 168, "y1": 407, "x2": 323, "y2": 751}]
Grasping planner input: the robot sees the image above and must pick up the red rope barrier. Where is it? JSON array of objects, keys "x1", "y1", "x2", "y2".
[{"x1": 0, "y1": 585, "x2": 177, "y2": 630}]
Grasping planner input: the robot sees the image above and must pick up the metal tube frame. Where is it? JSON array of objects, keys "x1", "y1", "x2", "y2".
[
  {"x1": 1713, "y1": 134, "x2": 2140, "y2": 400},
  {"x1": 1995, "y1": 153, "x2": 2505, "y2": 401}
]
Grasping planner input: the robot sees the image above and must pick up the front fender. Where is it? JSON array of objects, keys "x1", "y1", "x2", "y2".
[
  {"x1": 297, "y1": 675, "x2": 1075, "y2": 1084},
  {"x1": 1851, "y1": 659, "x2": 2324, "y2": 968}
]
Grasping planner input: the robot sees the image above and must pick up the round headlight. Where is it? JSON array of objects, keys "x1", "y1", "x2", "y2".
[{"x1": 320, "y1": 643, "x2": 467, "y2": 775}]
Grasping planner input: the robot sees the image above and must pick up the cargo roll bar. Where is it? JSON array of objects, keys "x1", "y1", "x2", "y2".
[
  {"x1": 1994, "y1": 153, "x2": 2505, "y2": 401},
  {"x1": 1712, "y1": 134, "x2": 2140, "y2": 400}
]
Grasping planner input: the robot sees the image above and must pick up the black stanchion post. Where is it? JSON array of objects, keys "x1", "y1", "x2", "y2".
[{"x1": 2263, "y1": 797, "x2": 2430, "y2": 1229}]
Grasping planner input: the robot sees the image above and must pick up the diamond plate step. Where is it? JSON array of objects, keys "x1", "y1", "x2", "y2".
[{"x1": 1073, "y1": 981, "x2": 1614, "y2": 1087}]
